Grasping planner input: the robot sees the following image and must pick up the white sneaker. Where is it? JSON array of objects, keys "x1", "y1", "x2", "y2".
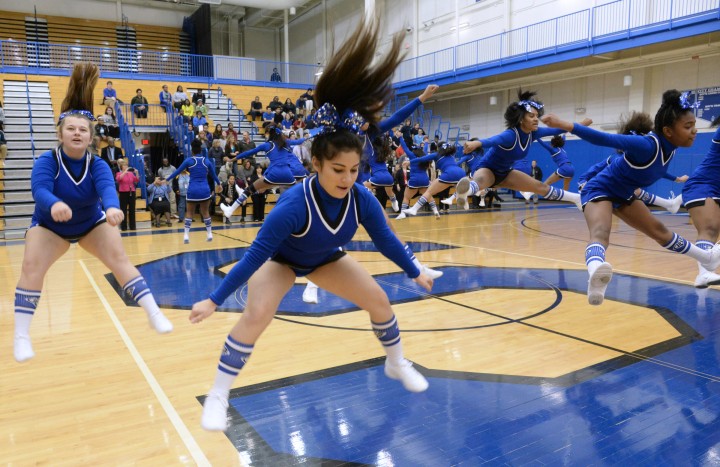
[
  {"x1": 207, "y1": 233, "x2": 213, "y2": 242},
  {"x1": 395, "y1": 212, "x2": 407, "y2": 220},
  {"x1": 694, "y1": 270, "x2": 720, "y2": 289},
  {"x1": 520, "y1": 191, "x2": 533, "y2": 201},
  {"x1": 183, "y1": 236, "x2": 189, "y2": 244},
  {"x1": 14, "y1": 335, "x2": 34, "y2": 362},
  {"x1": 148, "y1": 312, "x2": 174, "y2": 334},
  {"x1": 302, "y1": 284, "x2": 319, "y2": 304},
  {"x1": 423, "y1": 266, "x2": 443, "y2": 279},
  {"x1": 384, "y1": 359, "x2": 428, "y2": 392},
  {"x1": 458, "y1": 196, "x2": 469, "y2": 211},
  {"x1": 667, "y1": 195, "x2": 684, "y2": 214},
  {"x1": 201, "y1": 391, "x2": 229, "y2": 431},
  {"x1": 433, "y1": 209, "x2": 440, "y2": 219},
  {"x1": 455, "y1": 178, "x2": 471, "y2": 197},
  {"x1": 441, "y1": 196, "x2": 454, "y2": 206},
  {"x1": 479, "y1": 197, "x2": 485, "y2": 207},
  {"x1": 220, "y1": 203, "x2": 235, "y2": 220},
  {"x1": 402, "y1": 205, "x2": 420, "y2": 217},
  {"x1": 587, "y1": 262, "x2": 613, "y2": 306},
  {"x1": 391, "y1": 198, "x2": 399, "y2": 212},
  {"x1": 701, "y1": 244, "x2": 720, "y2": 272}
]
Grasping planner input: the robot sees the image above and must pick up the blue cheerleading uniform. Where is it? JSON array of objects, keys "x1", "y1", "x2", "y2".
[
  {"x1": 536, "y1": 137, "x2": 574, "y2": 179},
  {"x1": 421, "y1": 149, "x2": 465, "y2": 184},
  {"x1": 570, "y1": 124, "x2": 678, "y2": 207},
  {"x1": 398, "y1": 137, "x2": 431, "y2": 188},
  {"x1": 476, "y1": 127, "x2": 564, "y2": 186},
  {"x1": 364, "y1": 98, "x2": 424, "y2": 187},
  {"x1": 288, "y1": 150, "x2": 309, "y2": 180},
  {"x1": 209, "y1": 175, "x2": 420, "y2": 305},
  {"x1": 458, "y1": 151, "x2": 484, "y2": 177},
  {"x1": 30, "y1": 147, "x2": 119, "y2": 240},
  {"x1": 238, "y1": 140, "x2": 304, "y2": 186},
  {"x1": 682, "y1": 126, "x2": 720, "y2": 208},
  {"x1": 167, "y1": 155, "x2": 221, "y2": 202}
]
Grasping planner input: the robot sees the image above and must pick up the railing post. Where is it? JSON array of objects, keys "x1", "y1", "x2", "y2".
[{"x1": 669, "y1": 0, "x2": 673, "y2": 29}]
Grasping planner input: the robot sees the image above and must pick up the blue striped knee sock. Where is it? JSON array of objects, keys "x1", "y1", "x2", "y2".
[
  {"x1": 585, "y1": 243, "x2": 606, "y2": 267},
  {"x1": 15, "y1": 288, "x2": 41, "y2": 336},
  {"x1": 637, "y1": 189, "x2": 655, "y2": 206},
  {"x1": 373, "y1": 315, "x2": 403, "y2": 364},
  {"x1": 212, "y1": 336, "x2": 254, "y2": 396}
]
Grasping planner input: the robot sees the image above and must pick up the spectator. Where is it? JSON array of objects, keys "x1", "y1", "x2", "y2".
[
  {"x1": 146, "y1": 177, "x2": 172, "y2": 227},
  {"x1": 225, "y1": 134, "x2": 241, "y2": 176},
  {"x1": 0, "y1": 100, "x2": 5, "y2": 130},
  {"x1": 159, "y1": 84, "x2": 172, "y2": 112},
  {"x1": 197, "y1": 130, "x2": 211, "y2": 150},
  {"x1": 212, "y1": 124, "x2": 223, "y2": 141},
  {"x1": 248, "y1": 96, "x2": 263, "y2": 120},
  {"x1": 238, "y1": 131, "x2": 256, "y2": 154},
  {"x1": 131, "y1": 88, "x2": 148, "y2": 118},
  {"x1": 221, "y1": 174, "x2": 245, "y2": 223},
  {"x1": 101, "y1": 137, "x2": 124, "y2": 174},
  {"x1": 299, "y1": 88, "x2": 314, "y2": 114},
  {"x1": 305, "y1": 108, "x2": 317, "y2": 130},
  {"x1": 282, "y1": 98, "x2": 296, "y2": 117},
  {"x1": 226, "y1": 122, "x2": 238, "y2": 140},
  {"x1": 237, "y1": 159, "x2": 254, "y2": 186},
  {"x1": 0, "y1": 125, "x2": 6, "y2": 161},
  {"x1": 216, "y1": 130, "x2": 228, "y2": 150},
  {"x1": 261, "y1": 106, "x2": 274, "y2": 129},
  {"x1": 177, "y1": 169, "x2": 190, "y2": 222},
  {"x1": 102, "y1": 81, "x2": 117, "y2": 107},
  {"x1": 192, "y1": 110, "x2": 208, "y2": 130},
  {"x1": 413, "y1": 128, "x2": 426, "y2": 146},
  {"x1": 292, "y1": 138, "x2": 311, "y2": 166},
  {"x1": 157, "y1": 158, "x2": 178, "y2": 218},
  {"x1": 268, "y1": 96, "x2": 283, "y2": 112},
  {"x1": 115, "y1": 158, "x2": 140, "y2": 231},
  {"x1": 89, "y1": 136, "x2": 101, "y2": 157},
  {"x1": 96, "y1": 106, "x2": 119, "y2": 139},
  {"x1": 173, "y1": 85, "x2": 188, "y2": 112},
  {"x1": 292, "y1": 116, "x2": 306, "y2": 138},
  {"x1": 181, "y1": 99, "x2": 194, "y2": 123},
  {"x1": 192, "y1": 89, "x2": 206, "y2": 105},
  {"x1": 529, "y1": 159, "x2": 543, "y2": 204},
  {"x1": 400, "y1": 119, "x2": 413, "y2": 146},
  {"x1": 208, "y1": 138, "x2": 225, "y2": 174},
  {"x1": 195, "y1": 99, "x2": 208, "y2": 117},
  {"x1": 270, "y1": 67, "x2": 282, "y2": 82},
  {"x1": 281, "y1": 112, "x2": 294, "y2": 133},
  {"x1": 273, "y1": 107, "x2": 284, "y2": 125},
  {"x1": 250, "y1": 165, "x2": 267, "y2": 221}
]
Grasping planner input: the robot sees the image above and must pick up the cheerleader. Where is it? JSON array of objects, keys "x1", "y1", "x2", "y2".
[
  {"x1": 191, "y1": 16, "x2": 434, "y2": 431},
  {"x1": 13, "y1": 63, "x2": 172, "y2": 362},
  {"x1": 220, "y1": 125, "x2": 305, "y2": 219},
  {"x1": 532, "y1": 134, "x2": 575, "y2": 193},
  {"x1": 542, "y1": 91, "x2": 720, "y2": 305},
  {"x1": 681, "y1": 115, "x2": 720, "y2": 288},
  {"x1": 399, "y1": 142, "x2": 467, "y2": 219},
  {"x1": 441, "y1": 139, "x2": 483, "y2": 209},
  {"x1": 394, "y1": 136, "x2": 433, "y2": 219},
  {"x1": 166, "y1": 139, "x2": 221, "y2": 244},
  {"x1": 453, "y1": 90, "x2": 586, "y2": 210}
]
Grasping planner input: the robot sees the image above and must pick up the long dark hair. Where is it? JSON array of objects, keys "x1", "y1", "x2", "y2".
[
  {"x1": 58, "y1": 62, "x2": 98, "y2": 129},
  {"x1": 265, "y1": 123, "x2": 286, "y2": 146},
  {"x1": 619, "y1": 111, "x2": 653, "y2": 135},
  {"x1": 311, "y1": 15, "x2": 407, "y2": 162},
  {"x1": 372, "y1": 134, "x2": 392, "y2": 163},
  {"x1": 654, "y1": 90, "x2": 693, "y2": 135},
  {"x1": 503, "y1": 89, "x2": 544, "y2": 129}
]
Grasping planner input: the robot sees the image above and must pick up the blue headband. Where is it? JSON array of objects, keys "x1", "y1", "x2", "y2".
[
  {"x1": 517, "y1": 100, "x2": 544, "y2": 113},
  {"x1": 57, "y1": 109, "x2": 96, "y2": 125},
  {"x1": 679, "y1": 92, "x2": 700, "y2": 110},
  {"x1": 309, "y1": 103, "x2": 366, "y2": 136}
]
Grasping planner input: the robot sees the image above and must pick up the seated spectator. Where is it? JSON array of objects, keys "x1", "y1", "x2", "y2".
[
  {"x1": 197, "y1": 130, "x2": 211, "y2": 149},
  {"x1": 208, "y1": 138, "x2": 225, "y2": 173},
  {"x1": 221, "y1": 174, "x2": 245, "y2": 223},
  {"x1": 146, "y1": 177, "x2": 172, "y2": 227},
  {"x1": 238, "y1": 131, "x2": 256, "y2": 153},
  {"x1": 131, "y1": 88, "x2": 148, "y2": 118},
  {"x1": 195, "y1": 99, "x2": 208, "y2": 117},
  {"x1": 101, "y1": 137, "x2": 124, "y2": 173},
  {"x1": 0, "y1": 100, "x2": 5, "y2": 130},
  {"x1": 292, "y1": 116, "x2": 306, "y2": 138},
  {"x1": 159, "y1": 84, "x2": 172, "y2": 112},
  {"x1": 270, "y1": 67, "x2": 282, "y2": 82},
  {"x1": 180, "y1": 99, "x2": 195, "y2": 123},
  {"x1": 248, "y1": 96, "x2": 263, "y2": 120},
  {"x1": 299, "y1": 88, "x2": 314, "y2": 114},
  {"x1": 237, "y1": 159, "x2": 254, "y2": 186},
  {"x1": 225, "y1": 135, "x2": 241, "y2": 175},
  {"x1": 96, "y1": 106, "x2": 120, "y2": 139},
  {"x1": 261, "y1": 106, "x2": 274, "y2": 128},
  {"x1": 0, "y1": 125, "x2": 6, "y2": 161},
  {"x1": 282, "y1": 98, "x2": 296, "y2": 117},
  {"x1": 192, "y1": 89, "x2": 206, "y2": 105},
  {"x1": 212, "y1": 124, "x2": 223, "y2": 141},
  {"x1": 102, "y1": 81, "x2": 117, "y2": 106},
  {"x1": 186, "y1": 122, "x2": 197, "y2": 137},
  {"x1": 268, "y1": 96, "x2": 283, "y2": 111},
  {"x1": 192, "y1": 110, "x2": 208, "y2": 130},
  {"x1": 413, "y1": 128, "x2": 426, "y2": 146},
  {"x1": 215, "y1": 130, "x2": 228, "y2": 150},
  {"x1": 273, "y1": 108, "x2": 284, "y2": 125},
  {"x1": 173, "y1": 85, "x2": 188, "y2": 112},
  {"x1": 281, "y1": 112, "x2": 294, "y2": 133},
  {"x1": 226, "y1": 122, "x2": 238, "y2": 140},
  {"x1": 89, "y1": 136, "x2": 102, "y2": 157}
]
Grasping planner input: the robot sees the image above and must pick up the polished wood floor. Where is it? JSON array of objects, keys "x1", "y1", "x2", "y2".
[{"x1": 0, "y1": 203, "x2": 711, "y2": 465}]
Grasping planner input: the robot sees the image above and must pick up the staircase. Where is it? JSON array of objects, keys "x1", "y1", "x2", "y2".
[{"x1": 1, "y1": 80, "x2": 56, "y2": 239}]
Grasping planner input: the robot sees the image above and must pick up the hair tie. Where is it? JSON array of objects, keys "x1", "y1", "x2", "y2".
[
  {"x1": 517, "y1": 100, "x2": 544, "y2": 113},
  {"x1": 57, "y1": 109, "x2": 96, "y2": 125}
]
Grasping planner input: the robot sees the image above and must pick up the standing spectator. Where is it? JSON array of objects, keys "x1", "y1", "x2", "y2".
[
  {"x1": 192, "y1": 89, "x2": 206, "y2": 105},
  {"x1": 173, "y1": 85, "x2": 188, "y2": 112},
  {"x1": 101, "y1": 137, "x2": 124, "y2": 174},
  {"x1": 177, "y1": 169, "x2": 190, "y2": 222},
  {"x1": 195, "y1": 99, "x2": 208, "y2": 117},
  {"x1": 261, "y1": 106, "x2": 274, "y2": 129},
  {"x1": 282, "y1": 98, "x2": 296, "y2": 117},
  {"x1": 248, "y1": 96, "x2": 263, "y2": 120},
  {"x1": 115, "y1": 158, "x2": 140, "y2": 231},
  {"x1": 102, "y1": 81, "x2": 117, "y2": 106},
  {"x1": 529, "y1": 159, "x2": 543, "y2": 204},
  {"x1": 226, "y1": 122, "x2": 238, "y2": 140},
  {"x1": 394, "y1": 159, "x2": 409, "y2": 204},
  {"x1": 131, "y1": 89, "x2": 148, "y2": 118},
  {"x1": 250, "y1": 165, "x2": 267, "y2": 222},
  {"x1": 268, "y1": 96, "x2": 283, "y2": 112},
  {"x1": 159, "y1": 84, "x2": 172, "y2": 112},
  {"x1": 225, "y1": 135, "x2": 241, "y2": 176},
  {"x1": 270, "y1": 67, "x2": 282, "y2": 82},
  {"x1": 157, "y1": 158, "x2": 178, "y2": 218},
  {"x1": 181, "y1": 99, "x2": 194, "y2": 123}
]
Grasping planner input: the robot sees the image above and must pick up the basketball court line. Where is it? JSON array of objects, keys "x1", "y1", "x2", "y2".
[{"x1": 79, "y1": 259, "x2": 211, "y2": 467}]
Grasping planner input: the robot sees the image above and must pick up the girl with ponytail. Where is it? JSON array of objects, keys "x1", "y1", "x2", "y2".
[
  {"x1": 542, "y1": 90, "x2": 720, "y2": 304},
  {"x1": 13, "y1": 62, "x2": 172, "y2": 363},
  {"x1": 191, "y1": 16, "x2": 434, "y2": 432}
]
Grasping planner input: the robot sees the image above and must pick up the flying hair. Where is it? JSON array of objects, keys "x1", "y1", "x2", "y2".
[
  {"x1": 60, "y1": 62, "x2": 98, "y2": 115},
  {"x1": 619, "y1": 111, "x2": 653, "y2": 135}
]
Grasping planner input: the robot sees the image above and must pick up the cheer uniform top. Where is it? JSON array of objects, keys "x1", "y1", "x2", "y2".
[
  {"x1": 30, "y1": 147, "x2": 119, "y2": 240},
  {"x1": 166, "y1": 155, "x2": 221, "y2": 202},
  {"x1": 209, "y1": 175, "x2": 420, "y2": 305},
  {"x1": 682, "y1": 126, "x2": 720, "y2": 208},
  {"x1": 578, "y1": 154, "x2": 678, "y2": 189},
  {"x1": 288, "y1": 150, "x2": 309, "y2": 179},
  {"x1": 536, "y1": 137, "x2": 574, "y2": 178},
  {"x1": 458, "y1": 151, "x2": 484, "y2": 177},
  {"x1": 422, "y1": 147, "x2": 465, "y2": 184},
  {"x1": 238, "y1": 140, "x2": 305, "y2": 186},
  {"x1": 571, "y1": 125, "x2": 678, "y2": 207},
  {"x1": 398, "y1": 137, "x2": 431, "y2": 188}
]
